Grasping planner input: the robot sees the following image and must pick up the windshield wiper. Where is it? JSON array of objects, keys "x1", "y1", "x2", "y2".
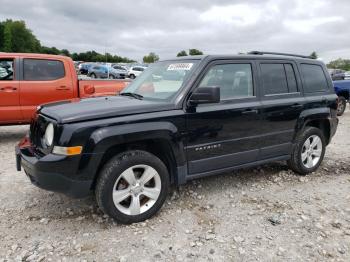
[{"x1": 120, "y1": 92, "x2": 143, "y2": 100}]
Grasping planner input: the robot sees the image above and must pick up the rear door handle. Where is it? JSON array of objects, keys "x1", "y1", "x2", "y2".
[
  {"x1": 56, "y1": 86, "x2": 70, "y2": 90},
  {"x1": 242, "y1": 109, "x2": 258, "y2": 115}
]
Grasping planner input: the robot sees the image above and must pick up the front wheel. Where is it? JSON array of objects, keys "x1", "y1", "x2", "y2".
[
  {"x1": 129, "y1": 74, "x2": 136, "y2": 79},
  {"x1": 95, "y1": 150, "x2": 169, "y2": 224},
  {"x1": 288, "y1": 127, "x2": 326, "y2": 175},
  {"x1": 337, "y1": 96, "x2": 346, "y2": 116}
]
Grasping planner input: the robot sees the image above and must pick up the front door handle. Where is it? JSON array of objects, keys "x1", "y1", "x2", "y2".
[
  {"x1": 0, "y1": 86, "x2": 17, "y2": 91},
  {"x1": 56, "y1": 86, "x2": 70, "y2": 90},
  {"x1": 242, "y1": 109, "x2": 258, "y2": 115}
]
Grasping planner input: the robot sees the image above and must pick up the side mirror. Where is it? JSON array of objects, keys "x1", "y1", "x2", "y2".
[{"x1": 189, "y1": 86, "x2": 220, "y2": 105}]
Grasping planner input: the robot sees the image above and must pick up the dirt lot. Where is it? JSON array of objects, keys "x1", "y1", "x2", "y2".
[{"x1": 0, "y1": 110, "x2": 349, "y2": 262}]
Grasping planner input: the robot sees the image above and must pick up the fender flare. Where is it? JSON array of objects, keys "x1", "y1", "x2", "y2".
[
  {"x1": 294, "y1": 107, "x2": 331, "y2": 140},
  {"x1": 81, "y1": 121, "x2": 186, "y2": 182}
]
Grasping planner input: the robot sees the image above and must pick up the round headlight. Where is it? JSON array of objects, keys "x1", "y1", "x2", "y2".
[{"x1": 44, "y1": 123, "x2": 54, "y2": 147}]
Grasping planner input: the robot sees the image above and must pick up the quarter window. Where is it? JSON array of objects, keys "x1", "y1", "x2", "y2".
[
  {"x1": 23, "y1": 59, "x2": 65, "y2": 81},
  {"x1": 301, "y1": 64, "x2": 329, "y2": 93},
  {"x1": 199, "y1": 63, "x2": 254, "y2": 99}
]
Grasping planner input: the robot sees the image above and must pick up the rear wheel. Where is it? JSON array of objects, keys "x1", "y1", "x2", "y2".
[
  {"x1": 95, "y1": 150, "x2": 169, "y2": 224},
  {"x1": 90, "y1": 73, "x2": 96, "y2": 79},
  {"x1": 337, "y1": 96, "x2": 346, "y2": 116},
  {"x1": 129, "y1": 74, "x2": 136, "y2": 79},
  {"x1": 288, "y1": 127, "x2": 326, "y2": 175},
  {"x1": 109, "y1": 74, "x2": 115, "y2": 79}
]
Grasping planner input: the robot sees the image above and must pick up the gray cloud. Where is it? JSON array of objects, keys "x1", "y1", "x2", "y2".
[{"x1": 0, "y1": 0, "x2": 349, "y2": 62}]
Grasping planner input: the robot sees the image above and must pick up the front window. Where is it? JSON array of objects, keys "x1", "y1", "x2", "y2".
[
  {"x1": 121, "y1": 60, "x2": 199, "y2": 101},
  {"x1": 0, "y1": 59, "x2": 14, "y2": 80}
]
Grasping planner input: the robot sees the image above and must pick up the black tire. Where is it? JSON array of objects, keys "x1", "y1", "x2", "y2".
[
  {"x1": 109, "y1": 74, "x2": 115, "y2": 79},
  {"x1": 90, "y1": 73, "x2": 96, "y2": 79},
  {"x1": 288, "y1": 127, "x2": 326, "y2": 175},
  {"x1": 129, "y1": 74, "x2": 136, "y2": 79},
  {"x1": 337, "y1": 96, "x2": 346, "y2": 116},
  {"x1": 95, "y1": 150, "x2": 170, "y2": 224}
]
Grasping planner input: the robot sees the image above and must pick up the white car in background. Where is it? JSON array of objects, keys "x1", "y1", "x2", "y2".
[
  {"x1": 345, "y1": 71, "x2": 350, "y2": 80},
  {"x1": 128, "y1": 66, "x2": 147, "y2": 79}
]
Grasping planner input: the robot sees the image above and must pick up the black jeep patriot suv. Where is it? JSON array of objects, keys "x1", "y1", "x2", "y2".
[{"x1": 16, "y1": 51, "x2": 338, "y2": 224}]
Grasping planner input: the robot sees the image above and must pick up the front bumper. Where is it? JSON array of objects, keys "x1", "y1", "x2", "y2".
[{"x1": 16, "y1": 137, "x2": 92, "y2": 198}]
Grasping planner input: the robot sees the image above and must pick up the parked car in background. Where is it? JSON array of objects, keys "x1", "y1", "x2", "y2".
[
  {"x1": 333, "y1": 80, "x2": 350, "y2": 116},
  {"x1": 88, "y1": 65, "x2": 125, "y2": 79},
  {"x1": 78, "y1": 63, "x2": 94, "y2": 75},
  {"x1": 16, "y1": 52, "x2": 338, "y2": 224},
  {"x1": 111, "y1": 65, "x2": 128, "y2": 79},
  {"x1": 0, "y1": 53, "x2": 130, "y2": 125},
  {"x1": 128, "y1": 66, "x2": 146, "y2": 79},
  {"x1": 344, "y1": 71, "x2": 350, "y2": 80},
  {"x1": 328, "y1": 69, "x2": 345, "y2": 81}
]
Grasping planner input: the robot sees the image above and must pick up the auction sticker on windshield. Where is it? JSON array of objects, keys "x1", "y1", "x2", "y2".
[{"x1": 167, "y1": 63, "x2": 193, "y2": 71}]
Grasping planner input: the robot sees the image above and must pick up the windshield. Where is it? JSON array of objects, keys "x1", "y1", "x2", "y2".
[{"x1": 121, "y1": 60, "x2": 199, "y2": 101}]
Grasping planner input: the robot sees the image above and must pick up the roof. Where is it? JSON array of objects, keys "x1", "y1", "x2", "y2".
[{"x1": 0, "y1": 52, "x2": 72, "y2": 60}]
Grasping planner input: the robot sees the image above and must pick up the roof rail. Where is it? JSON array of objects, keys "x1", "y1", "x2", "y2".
[{"x1": 248, "y1": 51, "x2": 313, "y2": 59}]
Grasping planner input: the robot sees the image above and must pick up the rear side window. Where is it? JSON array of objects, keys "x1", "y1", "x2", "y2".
[
  {"x1": 260, "y1": 63, "x2": 298, "y2": 95},
  {"x1": 261, "y1": 64, "x2": 288, "y2": 95},
  {"x1": 301, "y1": 64, "x2": 329, "y2": 93},
  {"x1": 23, "y1": 59, "x2": 65, "y2": 81},
  {"x1": 284, "y1": 64, "x2": 298, "y2": 93}
]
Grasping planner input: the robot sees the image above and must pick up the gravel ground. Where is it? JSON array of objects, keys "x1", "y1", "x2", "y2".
[{"x1": 0, "y1": 110, "x2": 350, "y2": 262}]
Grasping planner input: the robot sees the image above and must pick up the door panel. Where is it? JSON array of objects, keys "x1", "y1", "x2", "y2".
[
  {"x1": 185, "y1": 60, "x2": 262, "y2": 175},
  {"x1": 186, "y1": 100, "x2": 262, "y2": 174},
  {"x1": 258, "y1": 60, "x2": 305, "y2": 160},
  {"x1": 0, "y1": 58, "x2": 22, "y2": 123},
  {"x1": 20, "y1": 58, "x2": 74, "y2": 120}
]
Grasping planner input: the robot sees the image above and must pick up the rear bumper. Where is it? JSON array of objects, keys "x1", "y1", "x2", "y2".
[
  {"x1": 329, "y1": 116, "x2": 339, "y2": 142},
  {"x1": 16, "y1": 137, "x2": 92, "y2": 198}
]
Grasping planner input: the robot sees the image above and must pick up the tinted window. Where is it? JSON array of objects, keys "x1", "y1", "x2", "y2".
[
  {"x1": 24, "y1": 59, "x2": 65, "y2": 81},
  {"x1": 301, "y1": 64, "x2": 328, "y2": 93},
  {"x1": 284, "y1": 64, "x2": 298, "y2": 93},
  {"x1": 261, "y1": 64, "x2": 288, "y2": 95},
  {"x1": 199, "y1": 63, "x2": 254, "y2": 99},
  {"x1": 0, "y1": 59, "x2": 14, "y2": 81}
]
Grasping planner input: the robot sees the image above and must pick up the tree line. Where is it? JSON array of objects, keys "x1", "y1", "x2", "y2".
[{"x1": 0, "y1": 19, "x2": 135, "y2": 63}]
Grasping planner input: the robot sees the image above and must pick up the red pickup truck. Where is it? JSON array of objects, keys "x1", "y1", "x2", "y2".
[{"x1": 0, "y1": 53, "x2": 130, "y2": 125}]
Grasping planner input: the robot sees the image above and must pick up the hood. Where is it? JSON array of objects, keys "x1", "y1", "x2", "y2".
[{"x1": 40, "y1": 96, "x2": 175, "y2": 124}]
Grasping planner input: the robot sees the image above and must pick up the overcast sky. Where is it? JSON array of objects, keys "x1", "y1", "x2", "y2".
[{"x1": 0, "y1": 0, "x2": 349, "y2": 62}]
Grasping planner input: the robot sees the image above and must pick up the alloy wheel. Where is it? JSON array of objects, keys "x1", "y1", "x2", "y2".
[
  {"x1": 301, "y1": 135, "x2": 323, "y2": 168},
  {"x1": 112, "y1": 165, "x2": 161, "y2": 216}
]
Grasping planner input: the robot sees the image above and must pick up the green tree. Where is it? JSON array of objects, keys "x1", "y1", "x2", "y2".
[
  {"x1": 177, "y1": 50, "x2": 188, "y2": 57},
  {"x1": 189, "y1": 48, "x2": 203, "y2": 56},
  {"x1": 0, "y1": 19, "x2": 41, "y2": 53},
  {"x1": 143, "y1": 52, "x2": 159, "y2": 63},
  {"x1": 0, "y1": 22, "x2": 4, "y2": 50},
  {"x1": 2, "y1": 22, "x2": 12, "y2": 52},
  {"x1": 310, "y1": 51, "x2": 318, "y2": 59},
  {"x1": 327, "y1": 58, "x2": 350, "y2": 71}
]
